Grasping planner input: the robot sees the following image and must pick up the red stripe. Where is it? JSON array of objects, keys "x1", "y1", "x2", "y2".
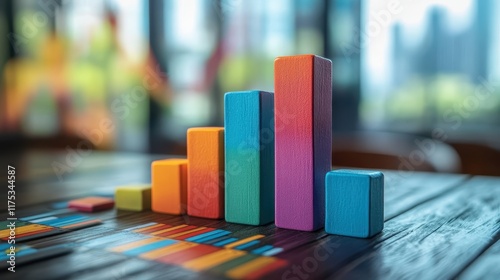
[
  {"x1": 156, "y1": 244, "x2": 220, "y2": 265},
  {"x1": 68, "y1": 205, "x2": 93, "y2": 212},
  {"x1": 174, "y1": 228, "x2": 215, "y2": 240},
  {"x1": 245, "y1": 259, "x2": 288, "y2": 279},
  {"x1": 14, "y1": 228, "x2": 58, "y2": 239}
]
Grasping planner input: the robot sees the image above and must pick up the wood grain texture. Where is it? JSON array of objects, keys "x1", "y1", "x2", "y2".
[
  {"x1": 2, "y1": 152, "x2": 499, "y2": 280},
  {"x1": 383, "y1": 172, "x2": 468, "y2": 219},
  {"x1": 151, "y1": 159, "x2": 188, "y2": 215},
  {"x1": 115, "y1": 184, "x2": 152, "y2": 211},
  {"x1": 224, "y1": 90, "x2": 275, "y2": 226},
  {"x1": 274, "y1": 54, "x2": 332, "y2": 231},
  {"x1": 325, "y1": 170, "x2": 384, "y2": 238},
  {"x1": 330, "y1": 176, "x2": 500, "y2": 279},
  {"x1": 458, "y1": 238, "x2": 500, "y2": 280},
  {"x1": 187, "y1": 128, "x2": 225, "y2": 219}
]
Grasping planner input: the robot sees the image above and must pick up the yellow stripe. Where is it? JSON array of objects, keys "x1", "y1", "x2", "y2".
[
  {"x1": 0, "y1": 225, "x2": 43, "y2": 235},
  {"x1": 226, "y1": 256, "x2": 277, "y2": 279},
  {"x1": 183, "y1": 249, "x2": 246, "y2": 271},
  {"x1": 164, "y1": 227, "x2": 207, "y2": 238},
  {"x1": 150, "y1": 224, "x2": 188, "y2": 235},
  {"x1": 140, "y1": 242, "x2": 198, "y2": 260},
  {"x1": 0, "y1": 225, "x2": 52, "y2": 237},
  {"x1": 110, "y1": 237, "x2": 164, "y2": 252},
  {"x1": 224, "y1": 235, "x2": 264, "y2": 249},
  {"x1": 134, "y1": 223, "x2": 165, "y2": 233}
]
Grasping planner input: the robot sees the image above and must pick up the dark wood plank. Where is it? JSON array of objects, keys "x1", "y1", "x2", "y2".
[
  {"x1": 1, "y1": 152, "x2": 494, "y2": 279},
  {"x1": 1, "y1": 164, "x2": 150, "y2": 211},
  {"x1": 328, "y1": 176, "x2": 500, "y2": 279},
  {"x1": 261, "y1": 176, "x2": 499, "y2": 279},
  {"x1": 383, "y1": 171, "x2": 468, "y2": 219},
  {"x1": 458, "y1": 238, "x2": 500, "y2": 280}
]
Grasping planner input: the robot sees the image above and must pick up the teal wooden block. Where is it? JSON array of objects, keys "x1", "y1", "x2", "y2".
[
  {"x1": 224, "y1": 90, "x2": 275, "y2": 225},
  {"x1": 325, "y1": 170, "x2": 384, "y2": 238}
]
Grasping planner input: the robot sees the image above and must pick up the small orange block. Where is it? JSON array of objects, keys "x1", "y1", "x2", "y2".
[
  {"x1": 187, "y1": 127, "x2": 225, "y2": 219},
  {"x1": 68, "y1": 196, "x2": 114, "y2": 212},
  {"x1": 151, "y1": 159, "x2": 188, "y2": 215}
]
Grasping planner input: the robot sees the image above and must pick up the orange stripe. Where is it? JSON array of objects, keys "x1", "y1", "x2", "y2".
[
  {"x1": 140, "y1": 242, "x2": 197, "y2": 260},
  {"x1": 183, "y1": 249, "x2": 246, "y2": 271},
  {"x1": 224, "y1": 235, "x2": 264, "y2": 249},
  {"x1": 245, "y1": 259, "x2": 288, "y2": 279},
  {"x1": 110, "y1": 237, "x2": 164, "y2": 252},
  {"x1": 9, "y1": 228, "x2": 57, "y2": 239},
  {"x1": 175, "y1": 228, "x2": 214, "y2": 240},
  {"x1": 134, "y1": 223, "x2": 166, "y2": 233},
  {"x1": 162, "y1": 227, "x2": 207, "y2": 238},
  {"x1": 226, "y1": 257, "x2": 277, "y2": 279},
  {"x1": 150, "y1": 224, "x2": 189, "y2": 235},
  {"x1": 60, "y1": 219, "x2": 100, "y2": 229}
]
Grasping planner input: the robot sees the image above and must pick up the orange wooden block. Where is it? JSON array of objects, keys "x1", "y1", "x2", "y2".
[
  {"x1": 187, "y1": 127, "x2": 225, "y2": 219},
  {"x1": 151, "y1": 159, "x2": 188, "y2": 215}
]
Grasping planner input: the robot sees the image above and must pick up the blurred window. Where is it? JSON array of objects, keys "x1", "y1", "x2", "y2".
[{"x1": 361, "y1": 0, "x2": 500, "y2": 137}]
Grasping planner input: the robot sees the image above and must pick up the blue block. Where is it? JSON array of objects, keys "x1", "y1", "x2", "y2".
[
  {"x1": 325, "y1": 169, "x2": 384, "y2": 238},
  {"x1": 224, "y1": 90, "x2": 275, "y2": 226}
]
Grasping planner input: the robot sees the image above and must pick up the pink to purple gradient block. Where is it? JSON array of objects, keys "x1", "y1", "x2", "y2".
[{"x1": 274, "y1": 54, "x2": 332, "y2": 231}]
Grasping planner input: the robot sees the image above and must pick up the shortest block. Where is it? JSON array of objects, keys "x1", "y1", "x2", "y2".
[
  {"x1": 115, "y1": 184, "x2": 152, "y2": 211},
  {"x1": 325, "y1": 170, "x2": 384, "y2": 238},
  {"x1": 68, "y1": 196, "x2": 114, "y2": 212}
]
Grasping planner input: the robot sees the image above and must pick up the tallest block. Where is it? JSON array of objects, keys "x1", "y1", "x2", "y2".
[{"x1": 274, "y1": 55, "x2": 332, "y2": 231}]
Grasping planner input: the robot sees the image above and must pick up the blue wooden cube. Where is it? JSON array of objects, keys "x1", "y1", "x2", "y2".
[{"x1": 325, "y1": 169, "x2": 384, "y2": 238}]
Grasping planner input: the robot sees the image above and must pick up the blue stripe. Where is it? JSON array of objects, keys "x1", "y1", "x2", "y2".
[
  {"x1": 185, "y1": 229, "x2": 229, "y2": 242},
  {"x1": 123, "y1": 239, "x2": 177, "y2": 256},
  {"x1": 50, "y1": 216, "x2": 90, "y2": 227},
  {"x1": 124, "y1": 222, "x2": 157, "y2": 231},
  {"x1": 20, "y1": 209, "x2": 75, "y2": 221},
  {"x1": 213, "y1": 238, "x2": 238, "y2": 247},
  {"x1": 85, "y1": 233, "x2": 148, "y2": 248},
  {"x1": 51, "y1": 202, "x2": 69, "y2": 209},
  {"x1": 251, "y1": 245, "x2": 274, "y2": 254},
  {"x1": 39, "y1": 215, "x2": 86, "y2": 226},
  {"x1": 234, "y1": 240, "x2": 260, "y2": 250},
  {"x1": 195, "y1": 231, "x2": 231, "y2": 243},
  {"x1": 262, "y1": 247, "x2": 284, "y2": 256},
  {"x1": 0, "y1": 248, "x2": 38, "y2": 261}
]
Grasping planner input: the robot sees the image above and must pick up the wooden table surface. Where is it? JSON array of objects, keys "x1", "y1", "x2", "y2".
[{"x1": 0, "y1": 152, "x2": 499, "y2": 279}]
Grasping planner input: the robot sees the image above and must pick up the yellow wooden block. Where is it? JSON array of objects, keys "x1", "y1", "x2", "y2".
[{"x1": 115, "y1": 184, "x2": 152, "y2": 211}]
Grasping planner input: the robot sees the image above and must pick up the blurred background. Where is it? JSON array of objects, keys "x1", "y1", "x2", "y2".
[{"x1": 0, "y1": 0, "x2": 499, "y2": 175}]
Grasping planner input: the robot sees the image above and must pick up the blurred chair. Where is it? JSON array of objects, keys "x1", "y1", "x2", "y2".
[
  {"x1": 0, "y1": 133, "x2": 95, "y2": 152},
  {"x1": 449, "y1": 142, "x2": 500, "y2": 176},
  {"x1": 332, "y1": 132, "x2": 461, "y2": 173}
]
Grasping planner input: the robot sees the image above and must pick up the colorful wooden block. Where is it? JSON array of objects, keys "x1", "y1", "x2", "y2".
[
  {"x1": 224, "y1": 91, "x2": 275, "y2": 225},
  {"x1": 187, "y1": 127, "x2": 225, "y2": 219},
  {"x1": 151, "y1": 159, "x2": 188, "y2": 215},
  {"x1": 325, "y1": 170, "x2": 384, "y2": 238},
  {"x1": 274, "y1": 54, "x2": 332, "y2": 231},
  {"x1": 68, "y1": 196, "x2": 114, "y2": 212},
  {"x1": 115, "y1": 184, "x2": 152, "y2": 211}
]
